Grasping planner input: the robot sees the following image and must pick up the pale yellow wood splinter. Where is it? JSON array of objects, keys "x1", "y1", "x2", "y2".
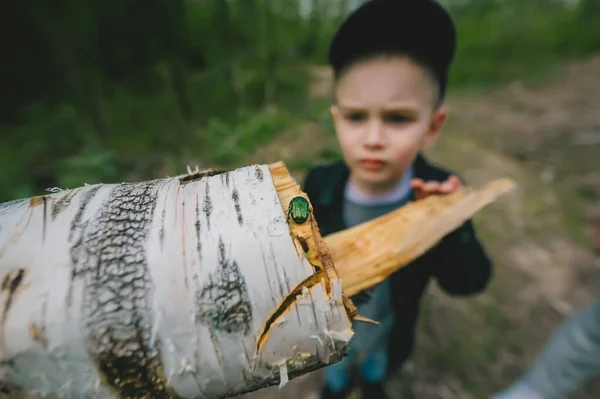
[{"x1": 325, "y1": 178, "x2": 516, "y2": 297}]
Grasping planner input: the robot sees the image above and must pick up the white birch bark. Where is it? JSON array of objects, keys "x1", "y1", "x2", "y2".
[{"x1": 0, "y1": 165, "x2": 354, "y2": 398}]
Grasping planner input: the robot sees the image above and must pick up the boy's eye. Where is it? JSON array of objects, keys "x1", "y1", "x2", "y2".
[
  {"x1": 384, "y1": 114, "x2": 411, "y2": 124},
  {"x1": 344, "y1": 112, "x2": 367, "y2": 122}
]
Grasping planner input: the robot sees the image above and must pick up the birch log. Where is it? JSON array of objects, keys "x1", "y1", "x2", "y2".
[{"x1": 0, "y1": 162, "x2": 355, "y2": 399}]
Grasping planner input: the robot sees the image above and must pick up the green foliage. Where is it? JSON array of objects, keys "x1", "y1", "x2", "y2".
[
  {"x1": 448, "y1": 0, "x2": 600, "y2": 88},
  {"x1": 57, "y1": 142, "x2": 119, "y2": 189},
  {"x1": 202, "y1": 107, "x2": 300, "y2": 166},
  {"x1": 2, "y1": 0, "x2": 600, "y2": 203}
]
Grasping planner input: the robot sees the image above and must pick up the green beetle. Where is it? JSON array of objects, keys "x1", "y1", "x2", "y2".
[{"x1": 287, "y1": 196, "x2": 310, "y2": 224}]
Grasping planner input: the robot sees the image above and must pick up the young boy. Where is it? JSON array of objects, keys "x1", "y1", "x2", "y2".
[{"x1": 301, "y1": 1, "x2": 494, "y2": 398}]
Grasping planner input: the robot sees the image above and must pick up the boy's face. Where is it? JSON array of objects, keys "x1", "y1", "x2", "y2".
[{"x1": 331, "y1": 55, "x2": 447, "y2": 193}]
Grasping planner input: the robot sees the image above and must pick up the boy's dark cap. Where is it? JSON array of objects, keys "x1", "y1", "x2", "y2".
[{"x1": 329, "y1": 0, "x2": 457, "y2": 93}]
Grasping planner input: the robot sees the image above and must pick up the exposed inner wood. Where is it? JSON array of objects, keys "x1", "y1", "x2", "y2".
[
  {"x1": 268, "y1": 162, "x2": 340, "y2": 287},
  {"x1": 324, "y1": 177, "x2": 517, "y2": 297},
  {"x1": 267, "y1": 162, "x2": 358, "y2": 324}
]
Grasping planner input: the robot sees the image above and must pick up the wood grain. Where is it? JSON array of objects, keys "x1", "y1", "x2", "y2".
[{"x1": 324, "y1": 178, "x2": 516, "y2": 297}]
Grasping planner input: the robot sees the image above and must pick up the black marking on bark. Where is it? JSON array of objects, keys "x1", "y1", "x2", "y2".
[
  {"x1": 294, "y1": 302, "x2": 302, "y2": 325},
  {"x1": 259, "y1": 243, "x2": 278, "y2": 308},
  {"x1": 1, "y1": 269, "x2": 24, "y2": 313},
  {"x1": 308, "y1": 290, "x2": 320, "y2": 330},
  {"x1": 179, "y1": 168, "x2": 229, "y2": 184},
  {"x1": 159, "y1": 208, "x2": 166, "y2": 250},
  {"x1": 270, "y1": 242, "x2": 287, "y2": 300},
  {"x1": 282, "y1": 265, "x2": 291, "y2": 293},
  {"x1": 254, "y1": 166, "x2": 264, "y2": 181},
  {"x1": 0, "y1": 269, "x2": 25, "y2": 360},
  {"x1": 282, "y1": 266, "x2": 302, "y2": 325},
  {"x1": 231, "y1": 188, "x2": 243, "y2": 226},
  {"x1": 159, "y1": 188, "x2": 170, "y2": 251},
  {"x1": 0, "y1": 199, "x2": 28, "y2": 217},
  {"x1": 69, "y1": 180, "x2": 175, "y2": 398},
  {"x1": 41, "y1": 196, "x2": 48, "y2": 242},
  {"x1": 66, "y1": 267, "x2": 76, "y2": 310},
  {"x1": 69, "y1": 185, "x2": 101, "y2": 241},
  {"x1": 202, "y1": 183, "x2": 212, "y2": 230},
  {"x1": 51, "y1": 188, "x2": 81, "y2": 220},
  {"x1": 195, "y1": 194, "x2": 202, "y2": 261},
  {"x1": 196, "y1": 237, "x2": 252, "y2": 335},
  {"x1": 174, "y1": 185, "x2": 181, "y2": 223}
]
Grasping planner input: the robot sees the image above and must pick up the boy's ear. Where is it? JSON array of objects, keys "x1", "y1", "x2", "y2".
[
  {"x1": 330, "y1": 104, "x2": 340, "y2": 119},
  {"x1": 422, "y1": 105, "x2": 448, "y2": 149}
]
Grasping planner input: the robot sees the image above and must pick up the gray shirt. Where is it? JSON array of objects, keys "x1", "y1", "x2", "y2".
[{"x1": 342, "y1": 167, "x2": 413, "y2": 355}]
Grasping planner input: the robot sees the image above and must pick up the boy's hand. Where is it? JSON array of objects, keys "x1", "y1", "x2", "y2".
[{"x1": 411, "y1": 175, "x2": 462, "y2": 200}]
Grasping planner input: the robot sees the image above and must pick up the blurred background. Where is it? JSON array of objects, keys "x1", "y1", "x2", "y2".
[{"x1": 2, "y1": 0, "x2": 600, "y2": 397}]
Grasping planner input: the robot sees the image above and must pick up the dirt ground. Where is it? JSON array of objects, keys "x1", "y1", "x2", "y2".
[{"x1": 239, "y1": 55, "x2": 600, "y2": 398}]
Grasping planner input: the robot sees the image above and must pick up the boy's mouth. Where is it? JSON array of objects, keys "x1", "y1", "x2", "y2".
[{"x1": 359, "y1": 158, "x2": 386, "y2": 171}]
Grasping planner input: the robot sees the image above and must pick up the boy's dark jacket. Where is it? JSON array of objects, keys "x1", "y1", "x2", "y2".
[{"x1": 302, "y1": 153, "x2": 493, "y2": 375}]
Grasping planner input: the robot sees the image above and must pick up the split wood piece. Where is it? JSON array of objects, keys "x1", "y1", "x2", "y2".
[
  {"x1": 0, "y1": 164, "x2": 354, "y2": 399},
  {"x1": 325, "y1": 177, "x2": 517, "y2": 297},
  {"x1": 267, "y1": 162, "x2": 362, "y2": 322}
]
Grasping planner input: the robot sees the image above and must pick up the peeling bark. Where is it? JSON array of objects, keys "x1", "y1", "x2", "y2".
[{"x1": 0, "y1": 163, "x2": 353, "y2": 398}]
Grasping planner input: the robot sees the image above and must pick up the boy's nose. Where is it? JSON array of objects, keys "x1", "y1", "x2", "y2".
[{"x1": 364, "y1": 120, "x2": 385, "y2": 148}]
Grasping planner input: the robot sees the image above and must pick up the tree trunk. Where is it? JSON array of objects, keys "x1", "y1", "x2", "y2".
[{"x1": 0, "y1": 162, "x2": 355, "y2": 399}]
